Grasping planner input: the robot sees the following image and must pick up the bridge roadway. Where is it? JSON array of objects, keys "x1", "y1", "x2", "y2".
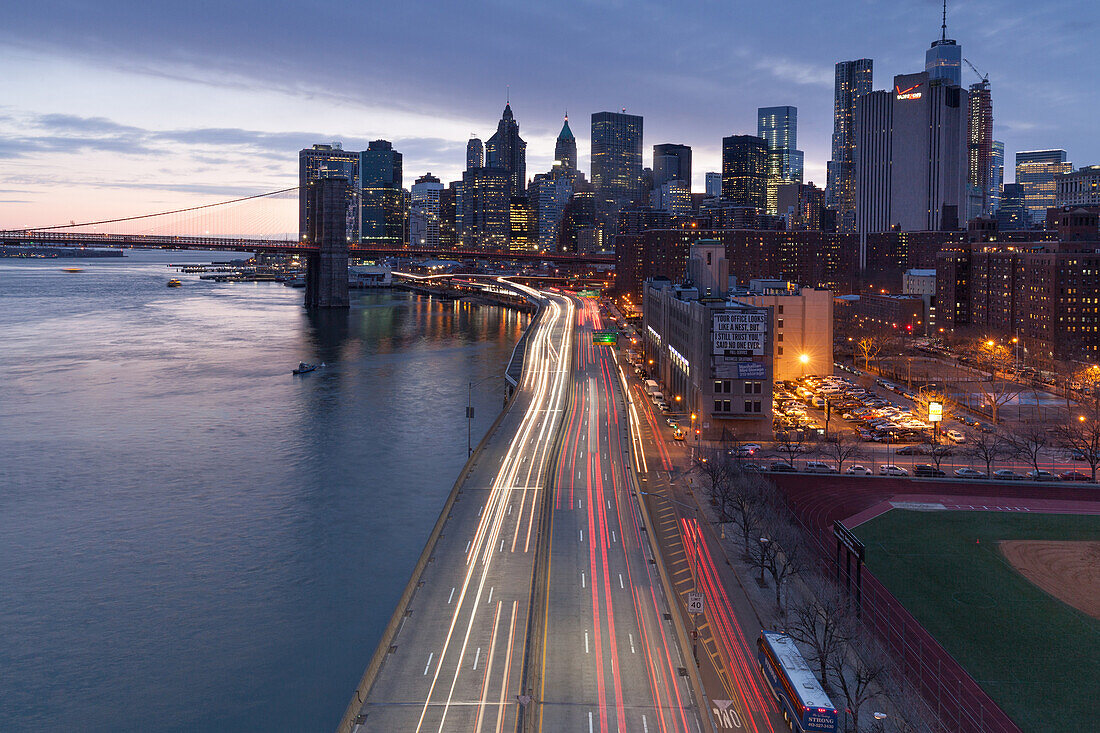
[
  {"x1": 533, "y1": 295, "x2": 703, "y2": 731},
  {"x1": 348, "y1": 290, "x2": 574, "y2": 732}
]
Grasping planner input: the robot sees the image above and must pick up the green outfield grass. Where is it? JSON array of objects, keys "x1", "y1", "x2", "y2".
[{"x1": 855, "y1": 510, "x2": 1100, "y2": 733}]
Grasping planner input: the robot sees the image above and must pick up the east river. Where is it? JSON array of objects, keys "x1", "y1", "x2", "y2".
[{"x1": 0, "y1": 250, "x2": 528, "y2": 731}]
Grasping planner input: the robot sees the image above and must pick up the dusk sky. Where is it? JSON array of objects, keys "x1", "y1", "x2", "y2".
[{"x1": 1, "y1": 0, "x2": 1096, "y2": 232}]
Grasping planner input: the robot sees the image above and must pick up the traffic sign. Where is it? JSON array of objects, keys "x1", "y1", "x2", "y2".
[
  {"x1": 593, "y1": 330, "x2": 618, "y2": 345},
  {"x1": 687, "y1": 592, "x2": 704, "y2": 614}
]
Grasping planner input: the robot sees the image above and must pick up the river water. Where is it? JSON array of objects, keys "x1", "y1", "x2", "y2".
[{"x1": 0, "y1": 250, "x2": 527, "y2": 731}]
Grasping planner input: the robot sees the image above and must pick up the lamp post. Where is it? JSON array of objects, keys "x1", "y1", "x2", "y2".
[
  {"x1": 758, "y1": 537, "x2": 770, "y2": 584},
  {"x1": 468, "y1": 374, "x2": 502, "y2": 456}
]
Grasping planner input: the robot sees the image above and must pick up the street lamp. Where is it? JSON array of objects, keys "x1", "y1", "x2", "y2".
[{"x1": 799, "y1": 352, "x2": 809, "y2": 377}]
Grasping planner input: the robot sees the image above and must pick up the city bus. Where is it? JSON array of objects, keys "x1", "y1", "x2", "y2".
[{"x1": 758, "y1": 631, "x2": 838, "y2": 732}]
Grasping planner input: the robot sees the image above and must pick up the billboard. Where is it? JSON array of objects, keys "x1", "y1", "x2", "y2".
[
  {"x1": 928, "y1": 401, "x2": 943, "y2": 422},
  {"x1": 736, "y1": 362, "x2": 766, "y2": 379},
  {"x1": 712, "y1": 310, "x2": 767, "y2": 356}
]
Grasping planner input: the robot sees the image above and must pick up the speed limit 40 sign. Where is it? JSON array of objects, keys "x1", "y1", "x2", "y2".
[{"x1": 687, "y1": 592, "x2": 704, "y2": 614}]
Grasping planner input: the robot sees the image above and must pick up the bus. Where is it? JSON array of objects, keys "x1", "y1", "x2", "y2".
[{"x1": 758, "y1": 631, "x2": 838, "y2": 732}]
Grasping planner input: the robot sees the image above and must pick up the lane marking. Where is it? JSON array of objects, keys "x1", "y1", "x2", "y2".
[
  {"x1": 499, "y1": 539, "x2": 504, "y2": 552},
  {"x1": 642, "y1": 714, "x2": 649, "y2": 732},
  {"x1": 473, "y1": 647, "x2": 481, "y2": 670},
  {"x1": 487, "y1": 586, "x2": 494, "y2": 605},
  {"x1": 619, "y1": 573, "x2": 624, "y2": 589},
  {"x1": 423, "y1": 652, "x2": 433, "y2": 676},
  {"x1": 589, "y1": 711, "x2": 594, "y2": 733},
  {"x1": 612, "y1": 530, "x2": 617, "y2": 543},
  {"x1": 464, "y1": 540, "x2": 471, "y2": 554},
  {"x1": 581, "y1": 572, "x2": 586, "y2": 588},
  {"x1": 448, "y1": 587, "x2": 455, "y2": 604},
  {"x1": 629, "y1": 633, "x2": 636, "y2": 653},
  {"x1": 585, "y1": 631, "x2": 590, "y2": 653},
  {"x1": 579, "y1": 530, "x2": 584, "y2": 543}
]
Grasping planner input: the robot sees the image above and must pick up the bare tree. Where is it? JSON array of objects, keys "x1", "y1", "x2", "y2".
[
  {"x1": 786, "y1": 575, "x2": 850, "y2": 688},
  {"x1": 966, "y1": 339, "x2": 1023, "y2": 425},
  {"x1": 1053, "y1": 406, "x2": 1100, "y2": 481},
  {"x1": 829, "y1": 623, "x2": 890, "y2": 733},
  {"x1": 856, "y1": 336, "x2": 883, "y2": 372},
  {"x1": 965, "y1": 430, "x2": 1014, "y2": 478},
  {"x1": 726, "y1": 469, "x2": 769, "y2": 559},
  {"x1": 817, "y1": 433, "x2": 864, "y2": 474},
  {"x1": 922, "y1": 431, "x2": 950, "y2": 473},
  {"x1": 758, "y1": 506, "x2": 807, "y2": 607},
  {"x1": 695, "y1": 447, "x2": 733, "y2": 519},
  {"x1": 771, "y1": 429, "x2": 807, "y2": 468},
  {"x1": 1010, "y1": 423, "x2": 1050, "y2": 477}
]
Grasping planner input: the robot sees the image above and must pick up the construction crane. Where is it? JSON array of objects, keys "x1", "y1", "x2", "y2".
[{"x1": 964, "y1": 58, "x2": 989, "y2": 84}]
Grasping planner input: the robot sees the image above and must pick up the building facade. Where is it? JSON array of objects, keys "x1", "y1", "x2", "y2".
[
  {"x1": 652, "y1": 143, "x2": 692, "y2": 190},
  {"x1": 299, "y1": 143, "x2": 359, "y2": 241},
  {"x1": 485, "y1": 103, "x2": 527, "y2": 197},
  {"x1": 829, "y1": 58, "x2": 874, "y2": 233},
  {"x1": 466, "y1": 137, "x2": 484, "y2": 171},
  {"x1": 409, "y1": 173, "x2": 444, "y2": 247},
  {"x1": 1056, "y1": 166, "x2": 1100, "y2": 208},
  {"x1": 1016, "y1": 150, "x2": 1072, "y2": 225},
  {"x1": 967, "y1": 79, "x2": 994, "y2": 220},
  {"x1": 591, "y1": 111, "x2": 644, "y2": 234},
  {"x1": 643, "y1": 244, "x2": 775, "y2": 438},
  {"x1": 758, "y1": 106, "x2": 804, "y2": 216},
  {"x1": 459, "y1": 167, "x2": 510, "y2": 250},
  {"x1": 721, "y1": 135, "x2": 768, "y2": 211},
  {"x1": 732, "y1": 278, "x2": 833, "y2": 381},
  {"x1": 855, "y1": 72, "x2": 968, "y2": 233},
  {"x1": 359, "y1": 140, "x2": 405, "y2": 245},
  {"x1": 554, "y1": 116, "x2": 577, "y2": 171}
]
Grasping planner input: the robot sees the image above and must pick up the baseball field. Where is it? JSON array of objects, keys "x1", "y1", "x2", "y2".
[{"x1": 855, "y1": 509, "x2": 1100, "y2": 733}]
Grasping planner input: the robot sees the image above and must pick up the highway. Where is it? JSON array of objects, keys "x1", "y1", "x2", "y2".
[
  {"x1": 349, "y1": 289, "x2": 574, "y2": 732},
  {"x1": 532, "y1": 296, "x2": 703, "y2": 732}
]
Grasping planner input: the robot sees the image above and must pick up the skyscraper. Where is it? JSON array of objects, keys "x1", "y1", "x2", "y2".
[
  {"x1": 359, "y1": 140, "x2": 405, "y2": 245},
  {"x1": 966, "y1": 78, "x2": 994, "y2": 220},
  {"x1": 854, "y1": 90, "x2": 893, "y2": 234},
  {"x1": 485, "y1": 103, "x2": 527, "y2": 195},
  {"x1": 705, "y1": 172, "x2": 722, "y2": 199},
  {"x1": 529, "y1": 164, "x2": 575, "y2": 251},
  {"x1": 460, "y1": 166, "x2": 510, "y2": 249},
  {"x1": 466, "y1": 137, "x2": 483, "y2": 171},
  {"x1": 554, "y1": 115, "x2": 577, "y2": 171},
  {"x1": 995, "y1": 183, "x2": 1029, "y2": 229},
  {"x1": 757, "y1": 106, "x2": 804, "y2": 215},
  {"x1": 652, "y1": 143, "x2": 692, "y2": 190},
  {"x1": 591, "y1": 110, "x2": 644, "y2": 233},
  {"x1": 925, "y1": 2, "x2": 962, "y2": 87},
  {"x1": 299, "y1": 143, "x2": 359, "y2": 241},
  {"x1": 854, "y1": 72, "x2": 968, "y2": 233},
  {"x1": 991, "y1": 140, "x2": 1005, "y2": 211},
  {"x1": 720, "y1": 135, "x2": 768, "y2": 211},
  {"x1": 1016, "y1": 150, "x2": 1072, "y2": 225},
  {"x1": 829, "y1": 59, "x2": 873, "y2": 232},
  {"x1": 410, "y1": 173, "x2": 444, "y2": 247}
]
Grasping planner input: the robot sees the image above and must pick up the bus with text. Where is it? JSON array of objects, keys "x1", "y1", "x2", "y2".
[{"x1": 758, "y1": 631, "x2": 838, "y2": 732}]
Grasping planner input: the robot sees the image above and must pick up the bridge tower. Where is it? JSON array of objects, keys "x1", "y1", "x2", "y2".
[{"x1": 304, "y1": 176, "x2": 350, "y2": 308}]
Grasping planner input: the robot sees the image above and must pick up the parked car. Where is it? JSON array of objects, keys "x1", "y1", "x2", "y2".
[
  {"x1": 804, "y1": 461, "x2": 839, "y2": 474},
  {"x1": 845, "y1": 465, "x2": 873, "y2": 476},
  {"x1": 769, "y1": 462, "x2": 797, "y2": 472},
  {"x1": 666, "y1": 417, "x2": 678, "y2": 427},
  {"x1": 1059, "y1": 470, "x2": 1091, "y2": 482},
  {"x1": 993, "y1": 469, "x2": 1022, "y2": 481},
  {"x1": 945, "y1": 430, "x2": 966, "y2": 443},
  {"x1": 895, "y1": 445, "x2": 921, "y2": 455},
  {"x1": 1025, "y1": 469, "x2": 1056, "y2": 481},
  {"x1": 879, "y1": 464, "x2": 909, "y2": 476},
  {"x1": 741, "y1": 463, "x2": 766, "y2": 473},
  {"x1": 913, "y1": 464, "x2": 946, "y2": 477},
  {"x1": 953, "y1": 467, "x2": 986, "y2": 479}
]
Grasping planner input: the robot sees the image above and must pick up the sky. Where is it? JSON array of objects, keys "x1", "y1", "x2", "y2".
[{"x1": 1, "y1": 0, "x2": 1096, "y2": 232}]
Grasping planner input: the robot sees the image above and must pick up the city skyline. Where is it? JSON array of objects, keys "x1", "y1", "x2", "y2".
[{"x1": 1, "y1": 0, "x2": 1097, "y2": 228}]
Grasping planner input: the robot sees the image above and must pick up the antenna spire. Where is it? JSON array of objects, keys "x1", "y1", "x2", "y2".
[
  {"x1": 506, "y1": 84, "x2": 510, "y2": 104},
  {"x1": 942, "y1": 0, "x2": 948, "y2": 41}
]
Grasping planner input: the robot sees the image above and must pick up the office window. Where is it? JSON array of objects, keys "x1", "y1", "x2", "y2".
[
  {"x1": 777, "y1": 346, "x2": 783, "y2": 355},
  {"x1": 745, "y1": 400, "x2": 753, "y2": 412},
  {"x1": 753, "y1": 400, "x2": 762, "y2": 413},
  {"x1": 777, "y1": 333, "x2": 784, "y2": 342},
  {"x1": 778, "y1": 305, "x2": 784, "y2": 314},
  {"x1": 777, "y1": 319, "x2": 784, "y2": 329}
]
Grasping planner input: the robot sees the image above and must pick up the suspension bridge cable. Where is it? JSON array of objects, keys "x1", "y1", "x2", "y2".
[{"x1": 26, "y1": 187, "x2": 299, "y2": 231}]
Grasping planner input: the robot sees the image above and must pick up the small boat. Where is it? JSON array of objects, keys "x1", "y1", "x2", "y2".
[
  {"x1": 167, "y1": 279, "x2": 183, "y2": 287},
  {"x1": 61, "y1": 267, "x2": 84, "y2": 273},
  {"x1": 293, "y1": 362, "x2": 317, "y2": 375}
]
